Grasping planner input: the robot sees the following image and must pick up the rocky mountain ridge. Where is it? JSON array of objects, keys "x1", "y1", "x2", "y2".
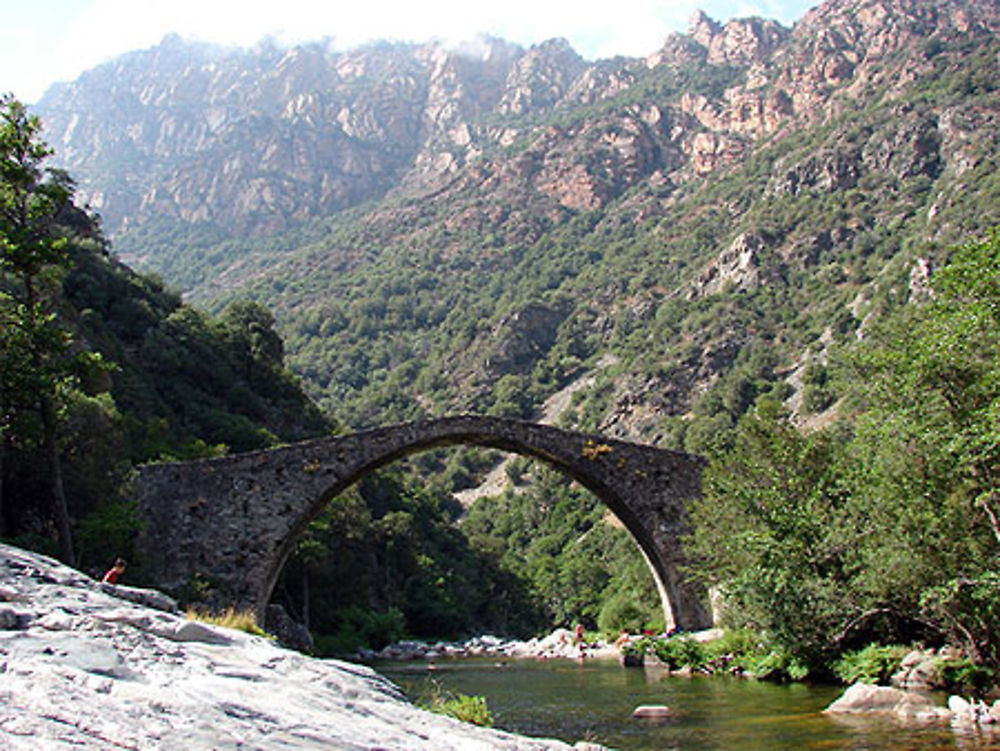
[{"x1": 37, "y1": 0, "x2": 1000, "y2": 241}]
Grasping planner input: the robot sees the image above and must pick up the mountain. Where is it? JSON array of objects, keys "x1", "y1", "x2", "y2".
[{"x1": 34, "y1": 0, "x2": 1000, "y2": 445}]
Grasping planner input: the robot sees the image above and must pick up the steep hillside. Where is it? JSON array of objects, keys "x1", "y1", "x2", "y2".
[
  {"x1": 1, "y1": 195, "x2": 333, "y2": 568},
  {"x1": 35, "y1": 0, "x2": 1000, "y2": 447}
]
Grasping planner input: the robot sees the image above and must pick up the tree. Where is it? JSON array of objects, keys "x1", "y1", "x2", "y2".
[
  {"x1": 0, "y1": 94, "x2": 77, "y2": 563},
  {"x1": 688, "y1": 229, "x2": 1000, "y2": 671},
  {"x1": 845, "y1": 229, "x2": 1000, "y2": 665},
  {"x1": 685, "y1": 401, "x2": 855, "y2": 668}
]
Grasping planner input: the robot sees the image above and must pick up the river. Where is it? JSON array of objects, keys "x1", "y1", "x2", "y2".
[{"x1": 377, "y1": 657, "x2": 1000, "y2": 750}]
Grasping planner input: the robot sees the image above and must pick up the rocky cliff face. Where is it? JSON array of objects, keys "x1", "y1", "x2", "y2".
[
  {"x1": 37, "y1": 0, "x2": 1000, "y2": 241},
  {"x1": 0, "y1": 543, "x2": 593, "y2": 750}
]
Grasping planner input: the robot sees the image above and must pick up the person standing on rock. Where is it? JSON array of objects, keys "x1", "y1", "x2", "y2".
[{"x1": 102, "y1": 558, "x2": 126, "y2": 584}]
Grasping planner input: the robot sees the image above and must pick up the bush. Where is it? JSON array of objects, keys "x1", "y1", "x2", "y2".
[
  {"x1": 833, "y1": 644, "x2": 909, "y2": 685},
  {"x1": 434, "y1": 694, "x2": 494, "y2": 727},
  {"x1": 653, "y1": 636, "x2": 709, "y2": 671},
  {"x1": 936, "y1": 655, "x2": 997, "y2": 696},
  {"x1": 419, "y1": 681, "x2": 494, "y2": 727},
  {"x1": 921, "y1": 575, "x2": 1000, "y2": 671},
  {"x1": 76, "y1": 500, "x2": 142, "y2": 575},
  {"x1": 742, "y1": 645, "x2": 810, "y2": 682},
  {"x1": 324, "y1": 606, "x2": 407, "y2": 652},
  {"x1": 597, "y1": 590, "x2": 647, "y2": 634},
  {"x1": 620, "y1": 629, "x2": 812, "y2": 681}
]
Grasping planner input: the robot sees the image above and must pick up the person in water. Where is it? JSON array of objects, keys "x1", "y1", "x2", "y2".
[
  {"x1": 615, "y1": 629, "x2": 631, "y2": 650},
  {"x1": 102, "y1": 558, "x2": 126, "y2": 584}
]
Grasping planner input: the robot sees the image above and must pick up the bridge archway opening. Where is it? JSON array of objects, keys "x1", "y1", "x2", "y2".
[
  {"x1": 266, "y1": 444, "x2": 670, "y2": 642},
  {"x1": 261, "y1": 432, "x2": 678, "y2": 637}
]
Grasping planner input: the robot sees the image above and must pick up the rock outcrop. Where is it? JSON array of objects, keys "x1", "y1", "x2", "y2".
[
  {"x1": 0, "y1": 543, "x2": 595, "y2": 750},
  {"x1": 37, "y1": 0, "x2": 1000, "y2": 243},
  {"x1": 824, "y1": 682, "x2": 1000, "y2": 726},
  {"x1": 823, "y1": 683, "x2": 949, "y2": 720}
]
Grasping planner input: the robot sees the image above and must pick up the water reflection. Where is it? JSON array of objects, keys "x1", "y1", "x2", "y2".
[{"x1": 377, "y1": 657, "x2": 1000, "y2": 751}]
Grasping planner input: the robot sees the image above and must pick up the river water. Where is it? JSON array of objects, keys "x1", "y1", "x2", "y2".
[{"x1": 378, "y1": 657, "x2": 1000, "y2": 750}]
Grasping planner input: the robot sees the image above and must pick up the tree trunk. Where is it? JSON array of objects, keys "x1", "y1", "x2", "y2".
[
  {"x1": 0, "y1": 439, "x2": 5, "y2": 537},
  {"x1": 301, "y1": 566, "x2": 310, "y2": 631},
  {"x1": 41, "y1": 395, "x2": 74, "y2": 566}
]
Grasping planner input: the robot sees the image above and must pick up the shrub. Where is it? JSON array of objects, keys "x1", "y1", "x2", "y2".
[
  {"x1": 921, "y1": 575, "x2": 1000, "y2": 671},
  {"x1": 743, "y1": 645, "x2": 810, "y2": 682},
  {"x1": 935, "y1": 655, "x2": 997, "y2": 696},
  {"x1": 833, "y1": 644, "x2": 909, "y2": 685},
  {"x1": 653, "y1": 636, "x2": 709, "y2": 671},
  {"x1": 435, "y1": 694, "x2": 494, "y2": 727},
  {"x1": 597, "y1": 590, "x2": 647, "y2": 634},
  {"x1": 419, "y1": 681, "x2": 494, "y2": 727},
  {"x1": 317, "y1": 606, "x2": 407, "y2": 653}
]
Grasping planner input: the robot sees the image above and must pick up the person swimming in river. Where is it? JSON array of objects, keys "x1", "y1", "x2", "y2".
[
  {"x1": 574, "y1": 623, "x2": 586, "y2": 658},
  {"x1": 615, "y1": 629, "x2": 631, "y2": 650},
  {"x1": 102, "y1": 558, "x2": 126, "y2": 584}
]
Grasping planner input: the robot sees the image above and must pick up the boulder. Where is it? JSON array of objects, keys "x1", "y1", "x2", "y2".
[
  {"x1": 632, "y1": 705, "x2": 672, "y2": 719},
  {"x1": 891, "y1": 649, "x2": 938, "y2": 690},
  {"x1": 264, "y1": 603, "x2": 314, "y2": 652},
  {"x1": 825, "y1": 683, "x2": 917, "y2": 714},
  {"x1": 689, "y1": 628, "x2": 724, "y2": 643},
  {"x1": 826, "y1": 683, "x2": 953, "y2": 723},
  {"x1": 101, "y1": 583, "x2": 178, "y2": 613}
]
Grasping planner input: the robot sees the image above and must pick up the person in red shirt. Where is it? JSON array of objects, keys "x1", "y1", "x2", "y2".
[{"x1": 102, "y1": 558, "x2": 126, "y2": 584}]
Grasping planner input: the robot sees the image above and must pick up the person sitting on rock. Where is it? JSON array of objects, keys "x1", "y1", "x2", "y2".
[{"x1": 102, "y1": 558, "x2": 126, "y2": 584}]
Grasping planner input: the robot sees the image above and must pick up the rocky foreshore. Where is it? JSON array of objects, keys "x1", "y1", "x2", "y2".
[
  {"x1": 364, "y1": 627, "x2": 726, "y2": 663},
  {"x1": 362, "y1": 629, "x2": 620, "y2": 663},
  {"x1": 0, "y1": 543, "x2": 603, "y2": 750},
  {"x1": 825, "y1": 682, "x2": 1000, "y2": 729}
]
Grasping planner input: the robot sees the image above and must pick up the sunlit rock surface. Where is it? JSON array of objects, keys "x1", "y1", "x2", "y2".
[{"x1": 0, "y1": 543, "x2": 594, "y2": 750}]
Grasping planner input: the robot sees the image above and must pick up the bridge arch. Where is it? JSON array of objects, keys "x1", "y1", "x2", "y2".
[{"x1": 136, "y1": 416, "x2": 711, "y2": 631}]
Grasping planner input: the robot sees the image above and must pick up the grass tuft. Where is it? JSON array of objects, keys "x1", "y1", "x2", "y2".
[{"x1": 186, "y1": 606, "x2": 271, "y2": 638}]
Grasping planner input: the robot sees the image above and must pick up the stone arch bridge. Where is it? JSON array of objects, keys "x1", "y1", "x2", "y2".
[{"x1": 135, "y1": 415, "x2": 712, "y2": 630}]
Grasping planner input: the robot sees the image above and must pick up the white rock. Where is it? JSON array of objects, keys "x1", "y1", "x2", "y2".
[
  {"x1": 825, "y1": 683, "x2": 910, "y2": 714},
  {"x1": 632, "y1": 704, "x2": 672, "y2": 718},
  {"x1": 689, "y1": 628, "x2": 724, "y2": 643},
  {"x1": 170, "y1": 619, "x2": 233, "y2": 644},
  {"x1": 948, "y1": 695, "x2": 972, "y2": 715},
  {"x1": 36, "y1": 610, "x2": 77, "y2": 631},
  {"x1": 0, "y1": 542, "x2": 597, "y2": 751}
]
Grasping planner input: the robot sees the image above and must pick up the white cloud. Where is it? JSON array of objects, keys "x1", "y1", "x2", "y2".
[{"x1": 6, "y1": 0, "x2": 815, "y2": 103}]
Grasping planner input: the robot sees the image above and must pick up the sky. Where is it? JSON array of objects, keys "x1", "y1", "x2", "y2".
[{"x1": 1, "y1": 0, "x2": 817, "y2": 104}]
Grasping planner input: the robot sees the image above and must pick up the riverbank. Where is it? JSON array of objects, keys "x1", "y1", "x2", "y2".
[
  {"x1": 362, "y1": 629, "x2": 625, "y2": 662},
  {"x1": 368, "y1": 627, "x2": 1000, "y2": 733},
  {"x1": 363, "y1": 627, "x2": 728, "y2": 663},
  {"x1": 0, "y1": 543, "x2": 603, "y2": 750}
]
